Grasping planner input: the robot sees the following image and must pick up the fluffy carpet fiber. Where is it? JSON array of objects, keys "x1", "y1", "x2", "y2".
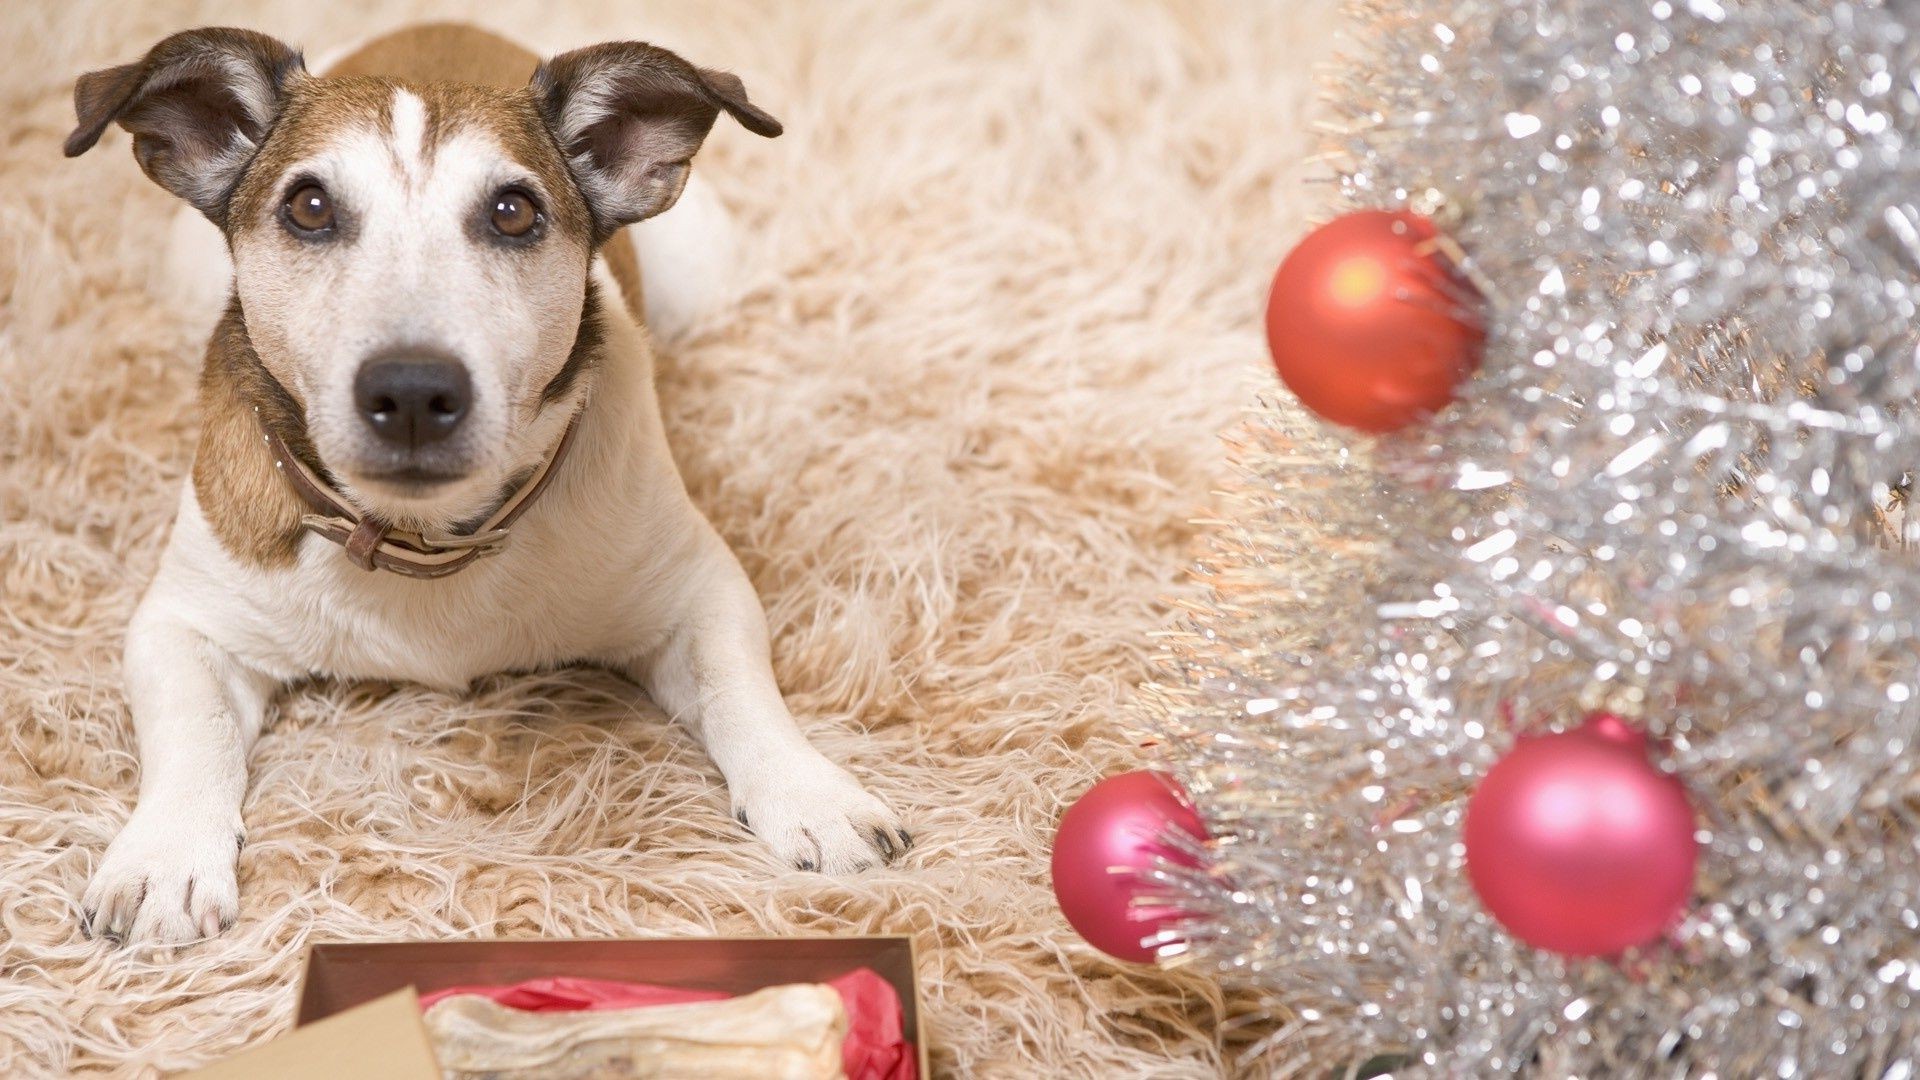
[{"x1": 0, "y1": 2, "x2": 1334, "y2": 1074}]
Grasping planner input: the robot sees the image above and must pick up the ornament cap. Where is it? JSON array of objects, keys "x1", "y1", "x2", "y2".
[{"x1": 1581, "y1": 711, "x2": 1648, "y2": 752}]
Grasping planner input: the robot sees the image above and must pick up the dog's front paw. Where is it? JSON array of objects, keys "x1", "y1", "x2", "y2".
[
  {"x1": 732, "y1": 753, "x2": 912, "y2": 874},
  {"x1": 82, "y1": 808, "x2": 242, "y2": 946}
]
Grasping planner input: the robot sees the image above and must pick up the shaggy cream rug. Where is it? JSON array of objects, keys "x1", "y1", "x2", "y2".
[{"x1": 0, "y1": 2, "x2": 1336, "y2": 1075}]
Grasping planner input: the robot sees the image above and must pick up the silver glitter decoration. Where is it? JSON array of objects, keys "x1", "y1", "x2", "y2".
[{"x1": 1134, "y1": 1, "x2": 1920, "y2": 1073}]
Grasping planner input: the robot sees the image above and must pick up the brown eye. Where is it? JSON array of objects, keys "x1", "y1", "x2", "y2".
[
  {"x1": 490, "y1": 189, "x2": 540, "y2": 238},
  {"x1": 284, "y1": 184, "x2": 334, "y2": 232}
]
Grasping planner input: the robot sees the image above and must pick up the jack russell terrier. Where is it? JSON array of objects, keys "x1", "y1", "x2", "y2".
[{"x1": 64, "y1": 23, "x2": 909, "y2": 946}]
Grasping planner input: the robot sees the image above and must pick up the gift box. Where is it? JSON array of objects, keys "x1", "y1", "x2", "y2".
[{"x1": 292, "y1": 935, "x2": 928, "y2": 1077}]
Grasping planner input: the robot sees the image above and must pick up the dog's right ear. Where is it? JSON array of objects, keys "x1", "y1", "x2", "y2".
[{"x1": 64, "y1": 28, "x2": 305, "y2": 223}]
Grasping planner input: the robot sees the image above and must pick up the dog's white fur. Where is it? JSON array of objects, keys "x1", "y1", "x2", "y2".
[{"x1": 84, "y1": 53, "x2": 902, "y2": 945}]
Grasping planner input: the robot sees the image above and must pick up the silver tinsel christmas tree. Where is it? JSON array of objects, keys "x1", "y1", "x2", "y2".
[{"x1": 1136, "y1": 0, "x2": 1920, "y2": 1073}]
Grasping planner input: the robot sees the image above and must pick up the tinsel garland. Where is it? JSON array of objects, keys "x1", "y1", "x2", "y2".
[{"x1": 1136, "y1": 0, "x2": 1920, "y2": 1073}]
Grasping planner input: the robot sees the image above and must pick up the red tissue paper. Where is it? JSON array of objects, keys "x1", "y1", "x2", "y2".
[{"x1": 418, "y1": 968, "x2": 915, "y2": 1080}]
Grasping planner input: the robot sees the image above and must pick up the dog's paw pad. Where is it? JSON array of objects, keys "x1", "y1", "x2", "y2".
[
  {"x1": 733, "y1": 755, "x2": 908, "y2": 874},
  {"x1": 81, "y1": 812, "x2": 241, "y2": 947}
]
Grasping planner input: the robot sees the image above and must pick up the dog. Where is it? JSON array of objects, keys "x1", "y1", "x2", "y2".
[{"x1": 63, "y1": 23, "x2": 910, "y2": 946}]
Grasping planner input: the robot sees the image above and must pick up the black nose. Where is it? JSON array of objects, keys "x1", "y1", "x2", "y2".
[{"x1": 353, "y1": 353, "x2": 472, "y2": 448}]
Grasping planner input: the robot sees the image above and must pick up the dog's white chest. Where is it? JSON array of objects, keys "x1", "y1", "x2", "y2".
[{"x1": 154, "y1": 465, "x2": 694, "y2": 691}]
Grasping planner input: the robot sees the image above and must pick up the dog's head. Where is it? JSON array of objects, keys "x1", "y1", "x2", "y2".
[{"x1": 65, "y1": 28, "x2": 779, "y2": 529}]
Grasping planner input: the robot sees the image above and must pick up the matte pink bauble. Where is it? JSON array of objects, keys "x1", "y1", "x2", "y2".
[
  {"x1": 1050, "y1": 770, "x2": 1208, "y2": 963},
  {"x1": 1464, "y1": 712, "x2": 1699, "y2": 957}
]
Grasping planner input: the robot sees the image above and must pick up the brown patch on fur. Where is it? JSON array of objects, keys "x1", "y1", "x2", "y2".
[
  {"x1": 191, "y1": 301, "x2": 315, "y2": 568},
  {"x1": 225, "y1": 76, "x2": 394, "y2": 231},
  {"x1": 415, "y1": 83, "x2": 596, "y2": 244},
  {"x1": 322, "y1": 23, "x2": 537, "y2": 87}
]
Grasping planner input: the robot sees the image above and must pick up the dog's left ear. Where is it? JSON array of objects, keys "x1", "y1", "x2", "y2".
[
  {"x1": 64, "y1": 28, "x2": 306, "y2": 223},
  {"x1": 532, "y1": 42, "x2": 781, "y2": 239}
]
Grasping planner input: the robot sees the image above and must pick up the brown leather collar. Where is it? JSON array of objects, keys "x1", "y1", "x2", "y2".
[{"x1": 255, "y1": 406, "x2": 581, "y2": 580}]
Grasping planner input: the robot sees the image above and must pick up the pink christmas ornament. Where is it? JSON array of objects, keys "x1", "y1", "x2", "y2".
[
  {"x1": 1050, "y1": 770, "x2": 1208, "y2": 963},
  {"x1": 1464, "y1": 712, "x2": 1699, "y2": 957}
]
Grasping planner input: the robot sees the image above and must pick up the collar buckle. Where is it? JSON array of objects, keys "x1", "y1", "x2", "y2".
[{"x1": 416, "y1": 526, "x2": 513, "y2": 552}]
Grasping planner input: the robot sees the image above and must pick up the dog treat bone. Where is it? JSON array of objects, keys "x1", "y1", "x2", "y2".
[{"x1": 423, "y1": 982, "x2": 849, "y2": 1080}]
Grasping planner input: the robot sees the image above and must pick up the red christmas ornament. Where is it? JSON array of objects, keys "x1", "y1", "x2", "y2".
[
  {"x1": 1265, "y1": 210, "x2": 1485, "y2": 433},
  {"x1": 1050, "y1": 770, "x2": 1207, "y2": 963},
  {"x1": 1464, "y1": 712, "x2": 1699, "y2": 958}
]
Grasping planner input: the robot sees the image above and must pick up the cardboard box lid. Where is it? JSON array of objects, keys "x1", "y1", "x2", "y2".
[{"x1": 181, "y1": 987, "x2": 439, "y2": 1080}]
